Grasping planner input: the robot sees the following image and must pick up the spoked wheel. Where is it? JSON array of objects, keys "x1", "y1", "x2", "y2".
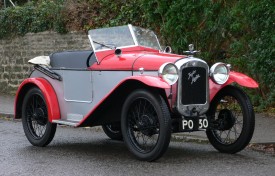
[
  {"x1": 206, "y1": 86, "x2": 255, "y2": 153},
  {"x1": 22, "y1": 87, "x2": 56, "y2": 147},
  {"x1": 121, "y1": 89, "x2": 171, "y2": 161},
  {"x1": 102, "y1": 123, "x2": 123, "y2": 140}
]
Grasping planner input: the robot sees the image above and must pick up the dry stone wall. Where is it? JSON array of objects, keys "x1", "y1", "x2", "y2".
[{"x1": 0, "y1": 31, "x2": 90, "y2": 94}]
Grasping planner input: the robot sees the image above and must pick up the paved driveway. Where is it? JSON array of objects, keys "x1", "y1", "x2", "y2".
[{"x1": 0, "y1": 118, "x2": 274, "y2": 176}]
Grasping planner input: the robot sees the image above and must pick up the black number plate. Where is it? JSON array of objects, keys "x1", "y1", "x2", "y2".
[{"x1": 181, "y1": 118, "x2": 208, "y2": 131}]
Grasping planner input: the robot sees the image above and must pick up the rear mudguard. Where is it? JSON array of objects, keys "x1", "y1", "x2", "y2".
[
  {"x1": 210, "y1": 71, "x2": 258, "y2": 101},
  {"x1": 14, "y1": 78, "x2": 60, "y2": 122}
]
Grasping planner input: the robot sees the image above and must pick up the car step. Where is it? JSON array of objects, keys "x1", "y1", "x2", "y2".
[{"x1": 52, "y1": 120, "x2": 79, "y2": 127}]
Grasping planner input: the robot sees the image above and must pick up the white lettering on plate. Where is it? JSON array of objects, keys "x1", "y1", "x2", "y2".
[{"x1": 182, "y1": 120, "x2": 194, "y2": 129}]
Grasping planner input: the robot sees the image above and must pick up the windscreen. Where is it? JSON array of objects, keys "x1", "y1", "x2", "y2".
[
  {"x1": 88, "y1": 25, "x2": 135, "y2": 51},
  {"x1": 88, "y1": 25, "x2": 162, "y2": 51}
]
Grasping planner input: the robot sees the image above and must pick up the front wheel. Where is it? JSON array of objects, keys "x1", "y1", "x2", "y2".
[
  {"x1": 206, "y1": 86, "x2": 255, "y2": 153},
  {"x1": 22, "y1": 87, "x2": 57, "y2": 147},
  {"x1": 121, "y1": 89, "x2": 171, "y2": 161}
]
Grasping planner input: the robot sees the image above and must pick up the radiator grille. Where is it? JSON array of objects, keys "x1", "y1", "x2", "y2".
[{"x1": 181, "y1": 67, "x2": 207, "y2": 105}]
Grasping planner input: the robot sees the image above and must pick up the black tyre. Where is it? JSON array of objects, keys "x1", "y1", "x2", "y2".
[
  {"x1": 121, "y1": 89, "x2": 171, "y2": 161},
  {"x1": 102, "y1": 123, "x2": 123, "y2": 140},
  {"x1": 206, "y1": 85, "x2": 255, "y2": 153},
  {"x1": 22, "y1": 87, "x2": 57, "y2": 147}
]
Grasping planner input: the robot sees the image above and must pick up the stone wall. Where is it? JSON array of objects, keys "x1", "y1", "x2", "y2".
[{"x1": 0, "y1": 31, "x2": 90, "y2": 94}]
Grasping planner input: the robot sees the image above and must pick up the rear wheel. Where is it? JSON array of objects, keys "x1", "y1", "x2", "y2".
[
  {"x1": 206, "y1": 86, "x2": 255, "y2": 153},
  {"x1": 102, "y1": 123, "x2": 123, "y2": 140},
  {"x1": 22, "y1": 87, "x2": 57, "y2": 147},
  {"x1": 121, "y1": 89, "x2": 171, "y2": 161}
]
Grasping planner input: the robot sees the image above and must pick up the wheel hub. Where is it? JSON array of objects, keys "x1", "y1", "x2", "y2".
[
  {"x1": 33, "y1": 108, "x2": 47, "y2": 125},
  {"x1": 138, "y1": 114, "x2": 156, "y2": 136},
  {"x1": 217, "y1": 109, "x2": 235, "y2": 131}
]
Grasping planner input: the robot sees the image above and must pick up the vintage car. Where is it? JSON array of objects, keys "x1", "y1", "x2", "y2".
[{"x1": 15, "y1": 24, "x2": 258, "y2": 161}]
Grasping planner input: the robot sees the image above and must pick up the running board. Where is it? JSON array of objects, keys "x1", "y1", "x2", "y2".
[{"x1": 52, "y1": 120, "x2": 79, "y2": 127}]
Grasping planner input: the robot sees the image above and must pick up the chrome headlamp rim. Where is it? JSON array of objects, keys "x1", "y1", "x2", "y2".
[
  {"x1": 158, "y1": 62, "x2": 179, "y2": 85},
  {"x1": 210, "y1": 62, "x2": 230, "y2": 85}
]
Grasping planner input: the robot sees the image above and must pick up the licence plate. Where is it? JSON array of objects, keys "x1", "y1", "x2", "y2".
[{"x1": 182, "y1": 118, "x2": 208, "y2": 131}]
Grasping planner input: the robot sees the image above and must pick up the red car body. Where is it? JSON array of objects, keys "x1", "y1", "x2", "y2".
[{"x1": 14, "y1": 25, "x2": 258, "y2": 161}]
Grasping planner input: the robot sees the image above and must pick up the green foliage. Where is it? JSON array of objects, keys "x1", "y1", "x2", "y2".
[
  {"x1": 0, "y1": 0, "x2": 274, "y2": 109},
  {"x1": 137, "y1": 0, "x2": 275, "y2": 109},
  {"x1": 242, "y1": 0, "x2": 275, "y2": 108},
  {"x1": 0, "y1": 0, "x2": 66, "y2": 38}
]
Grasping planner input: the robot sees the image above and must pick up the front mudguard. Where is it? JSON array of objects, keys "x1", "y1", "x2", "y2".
[
  {"x1": 15, "y1": 78, "x2": 60, "y2": 122},
  {"x1": 210, "y1": 71, "x2": 258, "y2": 101},
  {"x1": 77, "y1": 75, "x2": 171, "y2": 127},
  {"x1": 126, "y1": 75, "x2": 171, "y2": 89}
]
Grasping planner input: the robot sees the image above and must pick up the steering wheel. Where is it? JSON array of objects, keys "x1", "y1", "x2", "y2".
[{"x1": 95, "y1": 43, "x2": 116, "y2": 50}]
